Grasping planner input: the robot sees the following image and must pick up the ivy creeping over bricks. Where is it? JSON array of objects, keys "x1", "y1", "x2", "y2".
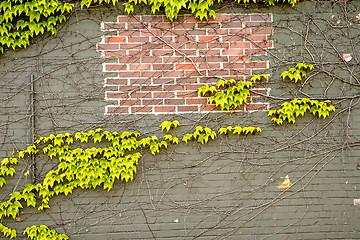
[
  {"x1": 101, "y1": 14, "x2": 272, "y2": 114},
  {"x1": 0, "y1": 0, "x2": 297, "y2": 54}
]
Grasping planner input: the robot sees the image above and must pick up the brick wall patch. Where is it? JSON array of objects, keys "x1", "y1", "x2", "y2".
[{"x1": 98, "y1": 14, "x2": 273, "y2": 114}]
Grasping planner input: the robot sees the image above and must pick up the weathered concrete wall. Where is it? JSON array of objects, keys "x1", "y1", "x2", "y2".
[{"x1": 0, "y1": 1, "x2": 360, "y2": 239}]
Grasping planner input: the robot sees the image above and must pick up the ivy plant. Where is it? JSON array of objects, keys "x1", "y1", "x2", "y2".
[
  {"x1": 1, "y1": 0, "x2": 298, "y2": 53},
  {"x1": 268, "y1": 98, "x2": 336, "y2": 125},
  {"x1": 198, "y1": 79, "x2": 255, "y2": 111},
  {"x1": 280, "y1": 63, "x2": 314, "y2": 83}
]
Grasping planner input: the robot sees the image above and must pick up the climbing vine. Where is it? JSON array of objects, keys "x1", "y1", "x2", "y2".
[
  {"x1": 0, "y1": 0, "x2": 297, "y2": 53},
  {"x1": 0, "y1": 122, "x2": 265, "y2": 239}
]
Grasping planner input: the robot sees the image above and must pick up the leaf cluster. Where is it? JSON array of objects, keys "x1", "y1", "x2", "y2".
[
  {"x1": 280, "y1": 63, "x2": 314, "y2": 83},
  {"x1": 219, "y1": 126, "x2": 261, "y2": 135},
  {"x1": 268, "y1": 98, "x2": 336, "y2": 125},
  {"x1": 182, "y1": 126, "x2": 216, "y2": 144},
  {"x1": 0, "y1": 0, "x2": 73, "y2": 53},
  {"x1": 24, "y1": 225, "x2": 68, "y2": 240},
  {"x1": 0, "y1": 157, "x2": 18, "y2": 188},
  {"x1": 159, "y1": 120, "x2": 180, "y2": 132},
  {"x1": 198, "y1": 79, "x2": 253, "y2": 111},
  {"x1": 124, "y1": 0, "x2": 297, "y2": 21}
]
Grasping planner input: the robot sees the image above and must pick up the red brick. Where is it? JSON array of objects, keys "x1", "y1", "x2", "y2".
[
  {"x1": 222, "y1": 49, "x2": 244, "y2": 56},
  {"x1": 177, "y1": 78, "x2": 198, "y2": 84},
  {"x1": 117, "y1": 16, "x2": 138, "y2": 22},
  {"x1": 251, "y1": 40, "x2": 273, "y2": 49},
  {"x1": 141, "y1": 43, "x2": 164, "y2": 50},
  {"x1": 129, "y1": 78, "x2": 152, "y2": 85},
  {"x1": 141, "y1": 15, "x2": 164, "y2": 22},
  {"x1": 153, "y1": 22, "x2": 173, "y2": 29},
  {"x1": 141, "y1": 98, "x2": 164, "y2": 106},
  {"x1": 246, "y1": 103, "x2": 268, "y2": 111},
  {"x1": 140, "y1": 71, "x2": 163, "y2": 78},
  {"x1": 118, "y1": 85, "x2": 140, "y2": 92},
  {"x1": 183, "y1": 70, "x2": 203, "y2": 77},
  {"x1": 117, "y1": 57, "x2": 140, "y2": 63},
  {"x1": 229, "y1": 56, "x2": 251, "y2": 63},
  {"x1": 163, "y1": 70, "x2": 184, "y2": 78},
  {"x1": 142, "y1": 98, "x2": 163, "y2": 105},
  {"x1": 141, "y1": 85, "x2": 163, "y2": 91},
  {"x1": 164, "y1": 99, "x2": 185, "y2": 105},
  {"x1": 131, "y1": 106, "x2": 153, "y2": 113},
  {"x1": 207, "y1": 28, "x2": 229, "y2": 35},
  {"x1": 106, "y1": 91, "x2": 128, "y2": 99},
  {"x1": 152, "y1": 49, "x2": 174, "y2": 56},
  {"x1": 186, "y1": 98, "x2": 208, "y2": 105},
  {"x1": 129, "y1": 50, "x2": 150, "y2": 57},
  {"x1": 199, "y1": 104, "x2": 222, "y2": 112},
  {"x1": 121, "y1": 30, "x2": 141, "y2": 36},
  {"x1": 141, "y1": 57, "x2": 162, "y2": 63},
  {"x1": 252, "y1": 27, "x2": 273, "y2": 35},
  {"x1": 105, "y1": 78, "x2": 128, "y2": 85},
  {"x1": 229, "y1": 41, "x2": 251, "y2": 48},
  {"x1": 245, "y1": 61, "x2": 267, "y2": 69},
  {"x1": 174, "y1": 35, "x2": 194, "y2": 43},
  {"x1": 154, "y1": 106, "x2": 176, "y2": 113},
  {"x1": 176, "y1": 63, "x2": 196, "y2": 70},
  {"x1": 198, "y1": 63, "x2": 221, "y2": 69},
  {"x1": 176, "y1": 91, "x2": 198, "y2": 98},
  {"x1": 227, "y1": 63, "x2": 245, "y2": 69},
  {"x1": 120, "y1": 43, "x2": 141, "y2": 49},
  {"x1": 107, "y1": 106, "x2": 129, "y2": 114},
  {"x1": 103, "y1": 51, "x2": 127, "y2": 57},
  {"x1": 128, "y1": 36, "x2": 149, "y2": 42},
  {"x1": 120, "y1": 99, "x2": 142, "y2": 106},
  {"x1": 185, "y1": 84, "x2": 202, "y2": 90},
  {"x1": 130, "y1": 91, "x2": 152, "y2": 98},
  {"x1": 246, "y1": 21, "x2": 267, "y2": 27},
  {"x1": 153, "y1": 78, "x2": 175, "y2": 84},
  {"x1": 105, "y1": 36, "x2": 126, "y2": 43},
  {"x1": 197, "y1": 22, "x2": 221, "y2": 29},
  {"x1": 173, "y1": 22, "x2": 196, "y2": 29},
  {"x1": 129, "y1": 64, "x2": 151, "y2": 70},
  {"x1": 141, "y1": 30, "x2": 161, "y2": 36},
  {"x1": 209, "y1": 14, "x2": 229, "y2": 22},
  {"x1": 222, "y1": 35, "x2": 245, "y2": 42},
  {"x1": 163, "y1": 85, "x2": 184, "y2": 91},
  {"x1": 97, "y1": 43, "x2": 119, "y2": 50},
  {"x1": 127, "y1": 23, "x2": 146, "y2": 30},
  {"x1": 202, "y1": 49, "x2": 221, "y2": 56},
  {"x1": 207, "y1": 42, "x2": 229, "y2": 49},
  {"x1": 222, "y1": 21, "x2": 244, "y2": 28},
  {"x1": 104, "y1": 64, "x2": 126, "y2": 71},
  {"x1": 229, "y1": 15, "x2": 251, "y2": 22},
  {"x1": 152, "y1": 91, "x2": 176, "y2": 98},
  {"x1": 186, "y1": 29, "x2": 206, "y2": 35},
  {"x1": 229, "y1": 69, "x2": 251, "y2": 75},
  {"x1": 162, "y1": 56, "x2": 183, "y2": 64},
  {"x1": 229, "y1": 28, "x2": 251, "y2": 35},
  {"x1": 118, "y1": 71, "x2": 141, "y2": 78},
  {"x1": 245, "y1": 48, "x2": 267, "y2": 55},
  {"x1": 185, "y1": 42, "x2": 207, "y2": 50},
  {"x1": 153, "y1": 64, "x2": 174, "y2": 71},
  {"x1": 198, "y1": 35, "x2": 219, "y2": 42},
  {"x1": 177, "y1": 105, "x2": 198, "y2": 112}
]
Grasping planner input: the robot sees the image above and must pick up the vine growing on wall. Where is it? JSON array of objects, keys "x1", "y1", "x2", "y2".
[
  {"x1": 0, "y1": 0, "x2": 297, "y2": 54},
  {"x1": 0, "y1": 122, "x2": 265, "y2": 239},
  {"x1": 0, "y1": 62, "x2": 338, "y2": 238}
]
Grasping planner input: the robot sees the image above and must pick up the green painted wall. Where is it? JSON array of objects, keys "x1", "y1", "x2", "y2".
[{"x1": 0, "y1": 1, "x2": 360, "y2": 239}]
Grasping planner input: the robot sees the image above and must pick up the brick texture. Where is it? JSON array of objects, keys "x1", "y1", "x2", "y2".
[{"x1": 98, "y1": 14, "x2": 272, "y2": 114}]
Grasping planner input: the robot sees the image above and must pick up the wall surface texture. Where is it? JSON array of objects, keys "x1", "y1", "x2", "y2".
[{"x1": 0, "y1": 1, "x2": 360, "y2": 239}]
